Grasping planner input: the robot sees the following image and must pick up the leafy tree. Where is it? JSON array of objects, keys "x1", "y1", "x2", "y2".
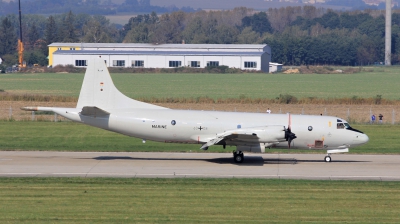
[
  {"x1": 0, "y1": 17, "x2": 17, "y2": 56},
  {"x1": 28, "y1": 23, "x2": 40, "y2": 49},
  {"x1": 151, "y1": 12, "x2": 186, "y2": 44},
  {"x1": 61, "y1": 11, "x2": 78, "y2": 42},
  {"x1": 237, "y1": 27, "x2": 259, "y2": 44},
  {"x1": 357, "y1": 36, "x2": 379, "y2": 65},
  {"x1": 182, "y1": 17, "x2": 206, "y2": 44},
  {"x1": 392, "y1": 13, "x2": 400, "y2": 27},
  {"x1": 211, "y1": 24, "x2": 239, "y2": 44},
  {"x1": 340, "y1": 12, "x2": 372, "y2": 29},
  {"x1": 124, "y1": 23, "x2": 152, "y2": 43},
  {"x1": 45, "y1": 15, "x2": 58, "y2": 45},
  {"x1": 203, "y1": 18, "x2": 218, "y2": 42},
  {"x1": 1, "y1": 54, "x2": 18, "y2": 67},
  {"x1": 25, "y1": 50, "x2": 47, "y2": 66},
  {"x1": 82, "y1": 18, "x2": 112, "y2": 43},
  {"x1": 316, "y1": 11, "x2": 341, "y2": 29},
  {"x1": 242, "y1": 12, "x2": 273, "y2": 34}
]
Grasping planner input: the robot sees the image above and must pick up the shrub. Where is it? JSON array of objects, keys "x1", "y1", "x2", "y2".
[
  {"x1": 374, "y1": 95, "x2": 382, "y2": 105},
  {"x1": 275, "y1": 94, "x2": 298, "y2": 104}
]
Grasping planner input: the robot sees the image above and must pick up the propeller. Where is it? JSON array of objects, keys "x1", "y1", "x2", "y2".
[{"x1": 284, "y1": 113, "x2": 297, "y2": 148}]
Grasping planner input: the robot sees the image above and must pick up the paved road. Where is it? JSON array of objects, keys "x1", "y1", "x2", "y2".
[{"x1": 0, "y1": 151, "x2": 399, "y2": 181}]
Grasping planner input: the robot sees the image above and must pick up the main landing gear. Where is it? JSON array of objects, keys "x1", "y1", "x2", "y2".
[
  {"x1": 324, "y1": 154, "x2": 332, "y2": 162},
  {"x1": 233, "y1": 150, "x2": 244, "y2": 163}
]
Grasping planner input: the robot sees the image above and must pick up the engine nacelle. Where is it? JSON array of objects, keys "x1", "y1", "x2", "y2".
[{"x1": 245, "y1": 126, "x2": 286, "y2": 143}]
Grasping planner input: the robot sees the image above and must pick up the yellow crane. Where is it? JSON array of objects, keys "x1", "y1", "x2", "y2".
[{"x1": 18, "y1": 0, "x2": 25, "y2": 68}]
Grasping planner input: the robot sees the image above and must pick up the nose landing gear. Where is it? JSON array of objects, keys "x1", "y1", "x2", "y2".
[
  {"x1": 324, "y1": 154, "x2": 332, "y2": 162},
  {"x1": 324, "y1": 148, "x2": 349, "y2": 163}
]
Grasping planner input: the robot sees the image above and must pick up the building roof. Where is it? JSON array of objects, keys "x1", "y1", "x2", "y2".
[
  {"x1": 54, "y1": 50, "x2": 265, "y2": 56},
  {"x1": 48, "y1": 43, "x2": 268, "y2": 50}
]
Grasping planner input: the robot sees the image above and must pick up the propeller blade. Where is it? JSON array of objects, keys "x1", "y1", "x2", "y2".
[{"x1": 285, "y1": 113, "x2": 297, "y2": 149}]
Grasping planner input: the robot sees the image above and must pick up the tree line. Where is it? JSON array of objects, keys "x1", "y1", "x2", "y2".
[
  {"x1": 0, "y1": 0, "x2": 197, "y2": 16},
  {"x1": 1, "y1": 6, "x2": 400, "y2": 68}
]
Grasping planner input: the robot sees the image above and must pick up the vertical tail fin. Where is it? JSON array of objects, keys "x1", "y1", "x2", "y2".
[{"x1": 76, "y1": 57, "x2": 166, "y2": 110}]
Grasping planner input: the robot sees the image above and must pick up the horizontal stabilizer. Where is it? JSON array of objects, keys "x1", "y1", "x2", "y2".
[
  {"x1": 20, "y1": 107, "x2": 54, "y2": 112},
  {"x1": 80, "y1": 106, "x2": 110, "y2": 117}
]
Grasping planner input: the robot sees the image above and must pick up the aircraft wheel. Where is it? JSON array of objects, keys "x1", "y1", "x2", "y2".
[
  {"x1": 324, "y1": 156, "x2": 332, "y2": 163},
  {"x1": 234, "y1": 153, "x2": 244, "y2": 163}
]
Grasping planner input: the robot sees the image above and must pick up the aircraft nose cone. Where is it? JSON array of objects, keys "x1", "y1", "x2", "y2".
[{"x1": 354, "y1": 133, "x2": 369, "y2": 145}]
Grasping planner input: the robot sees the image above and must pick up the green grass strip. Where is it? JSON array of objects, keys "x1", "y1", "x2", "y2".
[
  {"x1": 0, "y1": 178, "x2": 399, "y2": 223},
  {"x1": 1, "y1": 121, "x2": 400, "y2": 154},
  {"x1": 1, "y1": 69, "x2": 400, "y2": 100}
]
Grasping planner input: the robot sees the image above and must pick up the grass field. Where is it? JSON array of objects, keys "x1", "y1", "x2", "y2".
[
  {"x1": 1, "y1": 67, "x2": 400, "y2": 100},
  {"x1": 1, "y1": 121, "x2": 399, "y2": 154},
  {"x1": 0, "y1": 178, "x2": 399, "y2": 223},
  {"x1": 2, "y1": 67, "x2": 399, "y2": 223}
]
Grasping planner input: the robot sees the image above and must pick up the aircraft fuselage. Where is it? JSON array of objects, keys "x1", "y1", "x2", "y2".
[{"x1": 59, "y1": 108, "x2": 368, "y2": 151}]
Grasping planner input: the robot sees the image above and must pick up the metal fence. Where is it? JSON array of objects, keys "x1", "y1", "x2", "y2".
[
  {"x1": 0, "y1": 107, "x2": 68, "y2": 122},
  {"x1": 272, "y1": 107, "x2": 397, "y2": 125}
]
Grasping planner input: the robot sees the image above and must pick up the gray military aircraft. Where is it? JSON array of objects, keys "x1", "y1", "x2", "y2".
[{"x1": 22, "y1": 57, "x2": 369, "y2": 163}]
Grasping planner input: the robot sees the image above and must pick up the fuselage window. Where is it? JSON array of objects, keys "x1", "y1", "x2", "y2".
[{"x1": 337, "y1": 123, "x2": 345, "y2": 129}]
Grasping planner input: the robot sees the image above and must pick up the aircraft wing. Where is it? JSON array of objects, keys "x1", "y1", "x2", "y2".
[{"x1": 200, "y1": 126, "x2": 288, "y2": 150}]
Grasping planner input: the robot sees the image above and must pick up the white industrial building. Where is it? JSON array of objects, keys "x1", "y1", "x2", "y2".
[
  {"x1": 269, "y1": 62, "x2": 283, "y2": 73},
  {"x1": 49, "y1": 43, "x2": 271, "y2": 72}
]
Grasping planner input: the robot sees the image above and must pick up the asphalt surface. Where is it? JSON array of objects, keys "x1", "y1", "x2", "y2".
[{"x1": 0, "y1": 151, "x2": 399, "y2": 181}]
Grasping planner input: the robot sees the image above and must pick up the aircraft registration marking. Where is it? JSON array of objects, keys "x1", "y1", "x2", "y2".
[{"x1": 152, "y1": 125, "x2": 167, "y2": 129}]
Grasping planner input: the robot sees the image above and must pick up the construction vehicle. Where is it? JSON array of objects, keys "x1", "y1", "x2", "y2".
[{"x1": 18, "y1": 0, "x2": 26, "y2": 68}]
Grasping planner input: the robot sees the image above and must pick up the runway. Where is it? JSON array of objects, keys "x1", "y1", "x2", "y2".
[{"x1": 0, "y1": 151, "x2": 399, "y2": 181}]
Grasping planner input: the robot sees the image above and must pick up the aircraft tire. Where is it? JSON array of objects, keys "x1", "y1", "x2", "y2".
[
  {"x1": 234, "y1": 153, "x2": 244, "y2": 163},
  {"x1": 324, "y1": 156, "x2": 332, "y2": 162}
]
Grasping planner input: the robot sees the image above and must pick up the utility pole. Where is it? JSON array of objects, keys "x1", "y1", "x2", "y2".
[{"x1": 385, "y1": 0, "x2": 392, "y2": 66}]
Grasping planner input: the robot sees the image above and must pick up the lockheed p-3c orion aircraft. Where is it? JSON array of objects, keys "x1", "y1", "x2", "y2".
[{"x1": 22, "y1": 58, "x2": 369, "y2": 163}]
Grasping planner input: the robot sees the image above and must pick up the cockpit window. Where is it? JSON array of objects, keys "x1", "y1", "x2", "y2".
[
  {"x1": 344, "y1": 123, "x2": 364, "y2": 134},
  {"x1": 337, "y1": 119, "x2": 342, "y2": 122},
  {"x1": 337, "y1": 123, "x2": 345, "y2": 129}
]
